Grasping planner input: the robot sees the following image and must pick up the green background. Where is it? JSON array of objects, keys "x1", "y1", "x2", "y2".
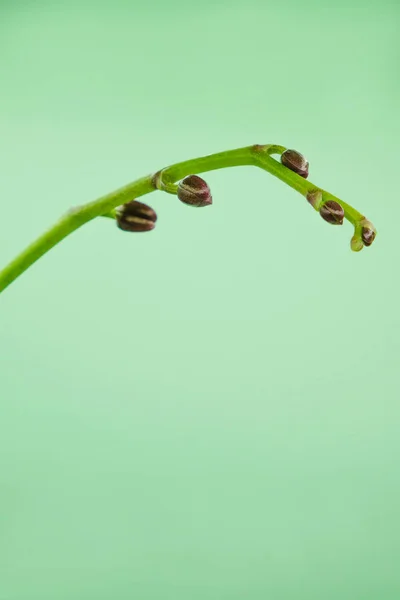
[{"x1": 0, "y1": 1, "x2": 399, "y2": 598}]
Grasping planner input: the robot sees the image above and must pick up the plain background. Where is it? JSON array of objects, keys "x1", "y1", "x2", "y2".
[{"x1": 0, "y1": 0, "x2": 399, "y2": 598}]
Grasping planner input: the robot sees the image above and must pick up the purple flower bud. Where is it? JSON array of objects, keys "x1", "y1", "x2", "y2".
[
  {"x1": 361, "y1": 226, "x2": 376, "y2": 247},
  {"x1": 281, "y1": 149, "x2": 309, "y2": 178},
  {"x1": 177, "y1": 175, "x2": 212, "y2": 207},
  {"x1": 116, "y1": 200, "x2": 157, "y2": 232},
  {"x1": 319, "y1": 200, "x2": 344, "y2": 225}
]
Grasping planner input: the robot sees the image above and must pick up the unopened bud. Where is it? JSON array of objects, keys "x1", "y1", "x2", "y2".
[
  {"x1": 177, "y1": 175, "x2": 212, "y2": 207},
  {"x1": 361, "y1": 225, "x2": 376, "y2": 247},
  {"x1": 116, "y1": 200, "x2": 157, "y2": 232},
  {"x1": 281, "y1": 149, "x2": 309, "y2": 178},
  {"x1": 351, "y1": 234, "x2": 364, "y2": 252},
  {"x1": 306, "y1": 189, "x2": 323, "y2": 211},
  {"x1": 319, "y1": 200, "x2": 344, "y2": 225}
]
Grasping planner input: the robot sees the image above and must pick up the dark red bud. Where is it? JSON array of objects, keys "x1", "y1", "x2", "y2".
[
  {"x1": 116, "y1": 200, "x2": 157, "y2": 232},
  {"x1": 361, "y1": 226, "x2": 376, "y2": 247},
  {"x1": 319, "y1": 200, "x2": 344, "y2": 225},
  {"x1": 281, "y1": 149, "x2": 309, "y2": 178},
  {"x1": 177, "y1": 175, "x2": 212, "y2": 207}
]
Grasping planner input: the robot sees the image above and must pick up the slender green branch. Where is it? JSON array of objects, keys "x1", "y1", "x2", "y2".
[
  {"x1": 0, "y1": 144, "x2": 376, "y2": 294},
  {"x1": 253, "y1": 146, "x2": 365, "y2": 224},
  {"x1": 0, "y1": 175, "x2": 154, "y2": 293}
]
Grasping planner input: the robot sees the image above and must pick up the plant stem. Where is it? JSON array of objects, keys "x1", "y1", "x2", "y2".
[
  {"x1": 0, "y1": 174, "x2": 153, "y2": 294},
  {"x1": 0, "y1": 144, "x2": 375, "y2": 294},
  {"x1": 252, "y1": 147, "x2": 365, "y2": 224}
]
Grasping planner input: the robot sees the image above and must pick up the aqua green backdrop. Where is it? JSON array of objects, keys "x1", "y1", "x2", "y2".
[{"x1": 0, "y1": 1, "x2": 399, "y2": 598}]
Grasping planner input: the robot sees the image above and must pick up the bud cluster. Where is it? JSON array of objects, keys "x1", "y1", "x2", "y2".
[{"x1": 115, "y1": 149, "x2": 376, "y2": 253}]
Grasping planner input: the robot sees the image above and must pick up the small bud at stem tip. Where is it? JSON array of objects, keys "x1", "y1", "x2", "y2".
[
  {"x1": 351, "y1": 234, "x2": 364, "y2": 252},
  {"x1": 361, "y1": 226, "x2": 376, "y2": 247}
]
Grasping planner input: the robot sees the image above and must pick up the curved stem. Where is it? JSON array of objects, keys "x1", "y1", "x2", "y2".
[
  {"x1": 252, "y1": 147, "x2": 365, "y2": 225},
  {"x1": 0, "y1": 174, "x2": 154, "y2": 293},
  {"x1": 0, "y1": 144, "x2": 376, "y2": 294}
]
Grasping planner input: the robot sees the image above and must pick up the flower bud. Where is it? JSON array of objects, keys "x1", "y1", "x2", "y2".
[
  {"x1": 361, "y1": 226, "x2": 376, "y2": 247},
  {"x1": 281, "y1": 149, "x2": 309, "y2": 178},
  {"x1": 116, "y1": 200, "x2": 157, "y2": 232},
  {"x1": 351, "y1": 234, "x2": 364, "y2": 252},
  {"x1": 319, "y1": 200, "x2": 344, "y2": 225},
  {"x1": 306, "y1": 189, "x2": 323, "y2": 211},
  {"x1": 177, "y1": 175, "x2": 212, "y2": 207}
]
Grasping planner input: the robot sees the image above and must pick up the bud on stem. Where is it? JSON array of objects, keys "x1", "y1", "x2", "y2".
[
  {"x1": 116, "y1": 200, "x2": 157, "y2": 232},
  {"x1": 177, "y1": 175, "x2": 212, "y2": 207},
  {"x1": 319, "y1": 200, "x2": 344, "y2": 225},
  {"x1": 306, "y1": 189, "x2": 323, "y2": 211},
  {"x1": 281, "y1": 149, "x2": 309, "y2": 179},
  {"x1": 360, "y1": 219, "x2": 377, "y2": 248},
  {"x1": 361, "y1": 225, "x2": 376, "y2": 247},
  {"x1": 351, "y1": 234, "x2": 364, "y2": 252}
]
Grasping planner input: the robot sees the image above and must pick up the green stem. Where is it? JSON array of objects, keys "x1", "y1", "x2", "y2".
[
  {"x1": 253, "y1": 147, "x2": 365, "y2": 225},
  {"x1": 0, "y1": 144, "x2": 375, "y2": 294},
  {"x1": 0, "y1": 174, "x2": 154, "y2": 293}
]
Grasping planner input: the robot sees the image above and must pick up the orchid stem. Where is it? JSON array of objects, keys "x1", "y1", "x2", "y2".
[{"x1": 0, "y1": 144, "x2": 376, "y2": 294}]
